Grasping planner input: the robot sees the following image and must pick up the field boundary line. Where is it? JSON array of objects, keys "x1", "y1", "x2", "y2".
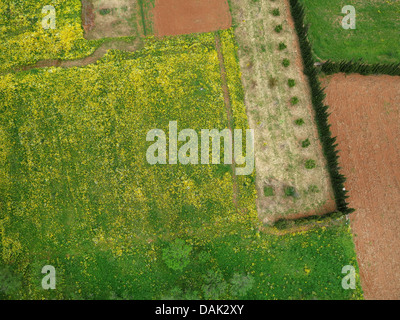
[
  {"x1": 288, "y1": 0, "x2": 354, "y2": 220},
  {"x1": 320, "y1": 60, "x2": 400, "y2": 76},
  {"x1": 0, "y1": 38, "x2": 142, "y2": 75},
  {"x1": 214, "y1": 33, "x2": 240, "y2": 211},
  {"x1": 137, "y1": 0, "x2": 148, "y2": 36},
  {"x1": 261, "y1": 215, "x2": 347, "y2": 236}
]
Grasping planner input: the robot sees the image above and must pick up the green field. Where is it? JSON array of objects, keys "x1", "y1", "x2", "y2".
[
  {"x1": 0, "y1": 31, "x2": 362, "y2": 300},
  {"x1": 299, "y1": 0, "x2": 400, "y2": 64},
  {"x1": 0, "y1": 0, "x2": 363, "y2": 300}
]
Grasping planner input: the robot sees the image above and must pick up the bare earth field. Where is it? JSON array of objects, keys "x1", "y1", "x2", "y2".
[
  {"x1": 82, "y1": 0, "x2": 139, "y2": 39},
  {"x1": 323, "y1": 73, "x2": 400, "y2": 300},
  {"x1": 152, "y1": 0, "x2": 232, "y2": 37}
]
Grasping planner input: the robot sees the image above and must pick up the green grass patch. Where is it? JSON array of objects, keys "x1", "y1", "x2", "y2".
[
  {"x1": 298, "y1": 0, "x2": 400, "y2": 63},
  {"x1": 138, "y1": 0, "x2": 155, "y2": 36},
  {"x1": 263, "y1": 186, "x2": 275, "y2": 197}
]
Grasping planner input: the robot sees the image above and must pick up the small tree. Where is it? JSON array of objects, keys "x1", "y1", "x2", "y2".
[
  {"x1": 305, "y1": 159, "x2": 317, "y2": 169},
  {"x1": 302, "y1": 138, "x2": 311, "y2": 148},
  {"x1": 282, "y1": 58, "x2": 291, "y2": 67},
  {"x1": 288, "y1": 79, "x2": 296, "y2": 88},
  {"x1": 202, "y1": 270, "x2": 228, "y2": 300},
  {"x1": 290, "y1": 96, "x2": 299, "y2": 105},
  {"x1": 274, "y1": 24, "x2": 283, "y2": 33},
  {"x1": 284, "y1": 186, "x2": 296, "y2": 197},
  {"x1": 278, "y1": 42, "x2": 287, "y2": 50},
  {"x1": 0, "y1": 266, "x2": 21, "y2": 297},
  {"x1": 161, "y1": 287, "x2": 200, "y2": 300},
  {"x1": 162, "y1": 239, "x2": 192, "y2": 272},
  {"x1": 272, "y1": 8, "x2": 280, "y2": 16},
  {"x1": 230, "y1": 273, "x2": 255, "y2": 298}
]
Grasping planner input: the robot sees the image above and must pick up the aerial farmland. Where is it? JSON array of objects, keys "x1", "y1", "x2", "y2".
[{"x1": 0, "y1": 0, "x2": 399, "y2": 303}]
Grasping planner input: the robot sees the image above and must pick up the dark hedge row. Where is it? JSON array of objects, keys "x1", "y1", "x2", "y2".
[
  {"x1": 321, "y1": 59, "x2": 400, "y2": 76},
  {"x1": 287, "y1": 0, "x2": 355, "y2": 218},
  {"x1": 273, "y1": 211, "x2": 346, "y2": 230}
]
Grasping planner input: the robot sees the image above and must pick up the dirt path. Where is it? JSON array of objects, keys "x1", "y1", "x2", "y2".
[
  {"x1": 7, "y1": 38, "x2": 142, "y2": 74},
  {"x1": 215, "y1": 34, "x2": 239, "y2": 210},
  {"x1": 152, "y1": 0, "x2": 232, "y2": 37},
  {"x1": 323, "y1": 73, "x2": 400, "y2": 300}
]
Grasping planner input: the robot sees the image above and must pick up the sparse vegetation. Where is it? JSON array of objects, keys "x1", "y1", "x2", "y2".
[
  {"x1": 264, "y1": 186, "x2": 275, "y2": 197},
  {"x1": 288, "y1": 78, "x2": 296, "y2": 87},
  {"x1": 268, "y1": 76, "x2": 278, "y2": 88},
  {"x1": 302, "y1": 138, "x2": 311, "y2": 148},
  {"x1": 272, "y1": 8, "x2": 280, "y2": 16},
  {"x1": 308, "y1": 185, "x2": 320, "y2": 193},
  {"x1": 230, "y1": 0, "x2": 337, "y2": 223},
  {"x1": 284, "y1": 186, "x2": 296, "y2": 197}
]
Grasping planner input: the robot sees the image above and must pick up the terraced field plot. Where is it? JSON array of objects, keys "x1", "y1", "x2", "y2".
[{"x1": 229, "y1": 0, "x2": 335, "y2": 222}]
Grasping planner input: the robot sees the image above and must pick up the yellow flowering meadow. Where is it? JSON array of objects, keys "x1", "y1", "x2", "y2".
[{"x1": 0, "y1": 2, "x2": 362, "y2": 298}]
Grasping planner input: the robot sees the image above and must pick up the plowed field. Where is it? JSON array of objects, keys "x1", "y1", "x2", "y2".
[{"x1": 323, "y1": 73, "x2": 400, "y2": 300}]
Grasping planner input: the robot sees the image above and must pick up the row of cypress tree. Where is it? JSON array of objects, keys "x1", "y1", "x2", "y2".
[
  {"x1": 288, "y1": 0, "x2": 354, "y2": 217},
  {"x1": 321, "y1": 60, "x2": 400, "y2": 76}
]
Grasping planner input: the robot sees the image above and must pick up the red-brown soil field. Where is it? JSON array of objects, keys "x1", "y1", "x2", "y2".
[
  {"x1": 152, "y1": 0, "x2": 232, "y2": 37},
  {"x1": 323, "y1": 73, "x2": 400, "y2": 300}
]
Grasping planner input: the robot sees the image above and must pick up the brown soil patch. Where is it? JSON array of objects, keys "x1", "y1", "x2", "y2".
[
  {"x1": 323, "y1": 73, "x2": 400, "y2": 300},
  {"x1": 82, "y1": 0, "x2": 139, "y2": 39},
  {"x1": 152, "y1": 0, "x2": 232, "y2": 37}
]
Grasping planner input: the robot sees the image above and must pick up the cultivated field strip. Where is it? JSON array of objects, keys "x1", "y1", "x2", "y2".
[
  {"x1": 230, "y1": 0, "x2": 335, "y2": 222},
  {"x1": 324, "y1": 73, "x2": 400, "y2": 300}
]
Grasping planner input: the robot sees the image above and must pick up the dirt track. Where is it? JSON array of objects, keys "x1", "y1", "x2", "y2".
[
  {"x1": 323, "y1": 73, "x2": 400, "y2": 300},
  {"x1": 8, "y1": 38, "x2": 142, "y2": 74},
  {"x1": 152, "y1": 0, "x2": 232, "y2": 37}
]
